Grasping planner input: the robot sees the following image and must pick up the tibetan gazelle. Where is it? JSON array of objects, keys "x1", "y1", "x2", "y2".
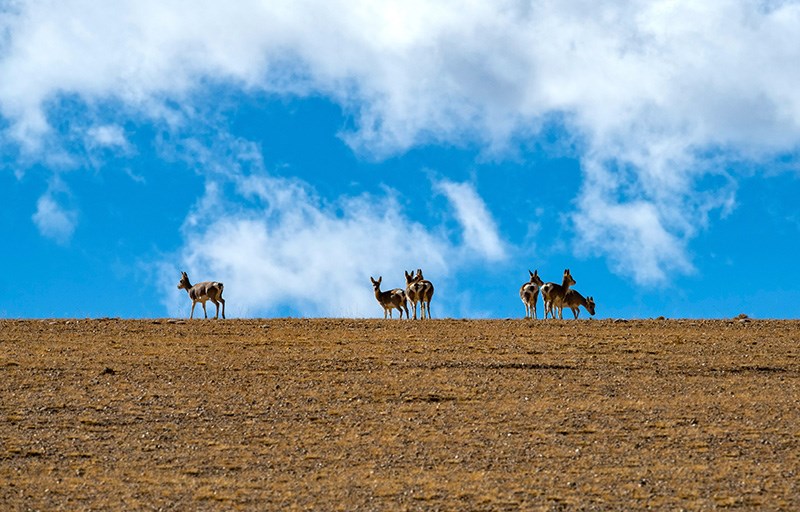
[
  {"x1": 519, "y1": 269, "x2": 545, "y2": 319},
  {"x1": 177, "y1": 271, "x2": 226, "y2": 319},
  {"x1": 410, "y1": 269, "x2": 434, "y2": 319},
  {"x1": 562, "y1": 289, "x2": 596, "y2": 319},
  {"x1": 404, "y1": 270, "x2": 425, "y2": 320},
  {"x1": 370, "y1": 276, "x2": 409, "y2": 319},
  {"x1": 541, "y1": 269, "x2": 576, "y2": 319}
]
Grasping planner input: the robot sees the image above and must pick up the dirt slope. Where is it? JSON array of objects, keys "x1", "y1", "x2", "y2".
[{"x1": 2, "y1": 318, "x2": 799, "y2": 510}]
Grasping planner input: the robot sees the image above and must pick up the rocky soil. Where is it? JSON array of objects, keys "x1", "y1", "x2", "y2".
[{"x1": 2, "y1": 318, "x2": 799, "y2": 510}]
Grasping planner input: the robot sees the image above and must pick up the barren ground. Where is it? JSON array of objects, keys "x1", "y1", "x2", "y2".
[{"x1": 1, "y1": 318, "x2": 799, "y2": 510}]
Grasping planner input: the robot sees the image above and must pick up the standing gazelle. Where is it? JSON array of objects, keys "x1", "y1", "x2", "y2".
[
  {"x1": 177, "y1": 271, "x2": 226, "y2": 319},
  {"x1": 562, "y1": 289, "x2": 596, "y2": 319},
  {"x1": 404, "y1": 270, "x2": 425, "y2": 320},
  {"x1": 541, "y1": 269, "x2": 576, "y2": 319},
  {"x1": 370, "y1": 276, "x2": 409, "y2": 319},
  {"x1": 413, "y1": 269, "x2": 434, "y2": 319},
  {"x1": 519, "y1": 269, "x2": 545, "y2": 319}
]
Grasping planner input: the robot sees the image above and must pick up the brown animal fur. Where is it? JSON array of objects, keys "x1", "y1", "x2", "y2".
[
  {"x1": 412, "y1": 269, "x2": 434, "y2": 319},
  {"x1": 404, "y1": 270, "x2": 425, "y2": 320},
  {"x1": 177, "y1": 271, "x2": 226, "y2": 319},
  {"x1": 520, "y1": 269, "x2": 545, "y2": 320},
  {"x1": 541, "y1": 269, "x2": 576, "y2": 319},
  {"x1": 371, "y1": 276, "x2": 409, "y2": 319},
  {"x1": 562, "y1": 289, "x2": 596, "y2": 319}
]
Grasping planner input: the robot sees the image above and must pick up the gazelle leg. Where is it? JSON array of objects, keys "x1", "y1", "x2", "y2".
[
  {"x1": 202, "y1": 301, "x2": 208, "y2": 319},
  {"x1": 190, "y1": 302, "x2": 196, "y2": 319}
]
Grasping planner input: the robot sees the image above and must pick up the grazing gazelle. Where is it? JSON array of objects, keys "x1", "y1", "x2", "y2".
[
  {"x1": 519, "y1": 269, "x2": 545, "y2": 319},
  {"x1": 370, "y1": 276, "x2": 409, "y2": 319},
  {"x1": 177, "y1": 271, "x2": 226, "y2": 319},
  {"x1": 562, "y1": 289, "x2": 596, "y2": 319},
  {"x1": 541, "y1": 269, "x2": 576, "y2": 319},
  {"x1": 413, "y1": 269, "x2": 435, "y2": 319}
]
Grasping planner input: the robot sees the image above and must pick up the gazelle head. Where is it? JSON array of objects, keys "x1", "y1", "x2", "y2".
[
  {"x1": 563, "y1": 268, "x2": 576, "y2": 287},
  {"x1": 585, "y1": 296, "x2": 596, "y2": 316},
  {"x1": 528, "y1": 269, "x2": 544, "y2": 287},
  {"x1": 177, "y1": 271, "x2": 191, "y2": 290},
  {"x1": 370, "y1": 276, "x2": 382, "y2": 291},
  {"x1": 416, "y1": 269, "x2": 425, "y2": 281},
  {"x1": 404, "y1": 270, "x2": 417, "y2": 285}
]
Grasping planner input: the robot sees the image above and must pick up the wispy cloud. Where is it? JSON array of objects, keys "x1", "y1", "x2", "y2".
[
  {"x1": 3, "y1": 1, "x2": 800, "y2": 284},
  {"x1": 435, "y1": 179, "x2": 507, "y2": 262},
  {"x1": 32, "y1": 189, "x2": 77, "y2": 244},
  {"x1": 86, "y1": 124, "x2": 131, "y2": 151}
]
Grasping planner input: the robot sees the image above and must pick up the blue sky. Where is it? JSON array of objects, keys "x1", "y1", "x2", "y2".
[{"x1": 2, "y1": 1, "x2": 800, "y2": 319}]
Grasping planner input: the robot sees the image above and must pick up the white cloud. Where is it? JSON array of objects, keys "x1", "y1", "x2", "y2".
[
  {"x1": 3, "y1": 1, "x2": 800, "y2": 283},
  {"x1": 573, "y1": 186, "x2": 694, "y2": 284},
  {"x1": 32, "y1": 192, "x2": 77, "y2": 244},
  {"x1": 435, "y1": 180, "x2": 507, "y2": 262},
  {"x1": 86, "y1": 124, "x2": 131, "y2": 151}
]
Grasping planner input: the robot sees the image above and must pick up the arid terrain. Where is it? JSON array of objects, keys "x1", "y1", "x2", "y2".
[{"x1": 1, "y1": 318, "x2": 799, "y2": 510}]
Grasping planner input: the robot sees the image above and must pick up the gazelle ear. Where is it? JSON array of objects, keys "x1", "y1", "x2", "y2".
[{"x1": 533, "y1": 269, "x2": 538, "y2": 277}]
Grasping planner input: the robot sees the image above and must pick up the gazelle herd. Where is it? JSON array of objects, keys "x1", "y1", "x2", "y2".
[
  {"x1": 370, "y1": 269, "x2": 434, "y2": 320},
  {"x1": 370, "y1": 267, "x2": 594, "y2": 320},
  {"x1": 530, "y1": 268, "x2": 595, "y2": 320},
  {"x1": 177, "y1": 267, "x2": 594, "y2": 320}
]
